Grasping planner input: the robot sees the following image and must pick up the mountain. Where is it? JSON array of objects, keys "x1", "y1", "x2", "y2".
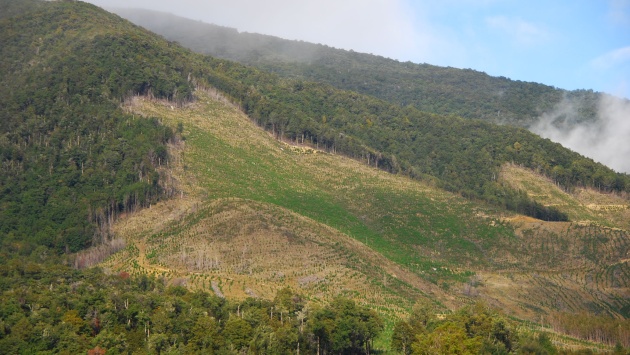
[
  {"x1": 113, "y1": 8, "x2": 602, "y2": 128},
  {"x1": 7, "y1": 1, "x2": 627, "y2": 252},
  {"x1": 1, "y1": 0, "x2": 629, "y2": 353},
  {"x1": 116, "y1": 9, "x2": 630, "y2": 176},
  {"x1": 0, "y1": 1, "x2": 199, "y2": 253},
  {"x1": 114, "y1": 88, "x2": 630, "y2": 320}
]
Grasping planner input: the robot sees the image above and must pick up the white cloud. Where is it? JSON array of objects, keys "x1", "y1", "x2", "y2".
[
  {"x1": 532, "y1": 95, "x2": 630, "y2": 173},
  {"x1": 485, "y1": 15, "x2": 551, "y2": 46},
  {"x1": 591, "y1": 46, "x2": 630, "y2": 70},
  {"x1": 87, "y1": 0, "x2": 428, "y2": 62}
]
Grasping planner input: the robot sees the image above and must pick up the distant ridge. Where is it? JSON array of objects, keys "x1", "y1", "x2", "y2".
[{"x1": 114, "y1": 7, "x2": 602, "y2": 128}]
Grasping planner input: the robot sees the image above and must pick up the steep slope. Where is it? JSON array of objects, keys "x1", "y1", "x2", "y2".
[
  {"x1": 112, "y1": 9, "x2": 630, "y2": 218},
  {"x1": 3, "y1": 1, "x2": 627, "y2": 255},
  {"x1": 1, "y1": 2, "x2": 630, "y2": 326},
  {"x1": 114, "y1": 8, "x2": 601, "y2": 127},
  {"x1": 0, "y1": 1, "x2": 199, "y2": 252},
  {"x1": 109, "y1": 91, "x2": 499, "y2": 310},
  {"x1": 0, "y1": 1, "x2": 629, "y2": 349},
  {"x1": 104, "y1": 90, "x2": 630, "y2": 324}
]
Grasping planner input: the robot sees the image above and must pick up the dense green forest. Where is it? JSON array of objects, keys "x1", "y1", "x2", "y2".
[
  {"x1": 391, "y1": 302, "x2": 630, "y2": 354},
  {"x1": 115, "y1": 8, "x2": 602, "y2": 128},
  {"x1": 1, "y1": 258, "x2": 626, "y2": 354},
  {"x1": 0, "y1": 0, "x2": 193, "y2": 252},
  {"x1": 0, "y1": 255, "x2": 385, "y2": 354}
]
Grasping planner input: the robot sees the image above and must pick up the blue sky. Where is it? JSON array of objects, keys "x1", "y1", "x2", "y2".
[
  {"x1": 409, "y1": 1, "x2": 630, "y2": 99},
  {"x1": 89, "y1": 0, "x2": 630, "y2": 98}
]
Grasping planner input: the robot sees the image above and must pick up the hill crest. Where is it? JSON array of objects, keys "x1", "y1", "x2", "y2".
[{"x1": 113, "y1": 7, "x2": 602, "y2": 127}]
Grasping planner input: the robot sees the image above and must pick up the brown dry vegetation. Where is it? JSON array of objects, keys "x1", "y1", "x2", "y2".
[
  {"x1": 105, "y1": 92, "x2": 462, "y2": 318},
  {"x1": 477, "y1": 164, "x2": 630, "y2": 321},
  {"x1": 102, "y1": 91, "x2": 629, "y2": 338},
  {"x1": 500, "y1": 163, "x2": 630, "y2": 229}
]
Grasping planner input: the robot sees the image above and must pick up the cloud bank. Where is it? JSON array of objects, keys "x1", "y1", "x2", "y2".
[
  {"x1": 532, "y1": 95, "x2": 630, "y2": 173},
  {"x1": 485, "y1": 16, "x2": 551, "y2": 47},
  {"x1": 87, "y1": 0, "x2": 429, "y2": 62},
  {"x1": 84, "y1": 0, "x2": 630, "y2": 97}
]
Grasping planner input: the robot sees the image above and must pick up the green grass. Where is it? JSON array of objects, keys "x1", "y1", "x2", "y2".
[
  {"x1": 177, "y1": 101, "x2": 514, "y2": 284},
  {"x1": 118, "y1": 92, "x2": 630, "y2": 336}
]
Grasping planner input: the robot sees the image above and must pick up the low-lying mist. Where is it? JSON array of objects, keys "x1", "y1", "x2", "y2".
[{"x1": 531, "y1": 95, "x2": 630, "y2": 174}]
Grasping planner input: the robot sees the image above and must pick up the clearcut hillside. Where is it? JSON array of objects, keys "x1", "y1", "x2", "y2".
[
  {"x1": 108, "y1": 89, "x2": 630, "y2": 326},
  {"x1": 1, "y1": 1, "x2": 629, "y2": 352}
]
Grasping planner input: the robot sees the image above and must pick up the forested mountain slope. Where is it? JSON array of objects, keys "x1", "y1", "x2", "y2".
[
  {"x1": 0, "y1": 1, "x2": 198, "y2": 252},
  {"x1": 2, "y1": 0, "x2": 629, "y2": 256},
  {"x1": 0, "y1": 1, "x2": 629, "y2": 353},
  {"x1": 192, "y1": 57, "x2": 630, "y2": 221},
  {"x1": 114, "y1": 8, "x2": 602, "y2": 127}
]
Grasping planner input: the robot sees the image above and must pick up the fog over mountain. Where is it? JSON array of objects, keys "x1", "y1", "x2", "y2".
[
  {"x1": 87, "y1": 1, "x2": 630, "y2": 175},
  {"x1": 84, "y1": 0, "x2": 630, "y2": 100},
  {"x1": 532, "y1": 95, "x2": 630, "y2": 174},
  {"x1": 85, "y1": 0, "x2": 424, "y2": 63}
]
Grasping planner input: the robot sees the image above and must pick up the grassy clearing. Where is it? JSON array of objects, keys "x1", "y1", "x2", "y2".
[
  {"x1": 105, "y1": 91, "x2": 630, "y2": 331},
  {"x1": 124, "y1": 92, "x2": 514, "y2": 281},
  {"x1": 500, "y1": 163, "x2": 630, "y2": 229},
  {"x1": 484, "y1": 164, "x2": 630, "y2": 319},
  {"x1": 111, "y1": 93, "x2": 488, "y2": 315}
]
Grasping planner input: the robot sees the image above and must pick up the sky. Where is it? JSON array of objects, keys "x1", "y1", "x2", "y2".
[{"x1": 85, "y1": 0, "x2": 630, "y2": 99}]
